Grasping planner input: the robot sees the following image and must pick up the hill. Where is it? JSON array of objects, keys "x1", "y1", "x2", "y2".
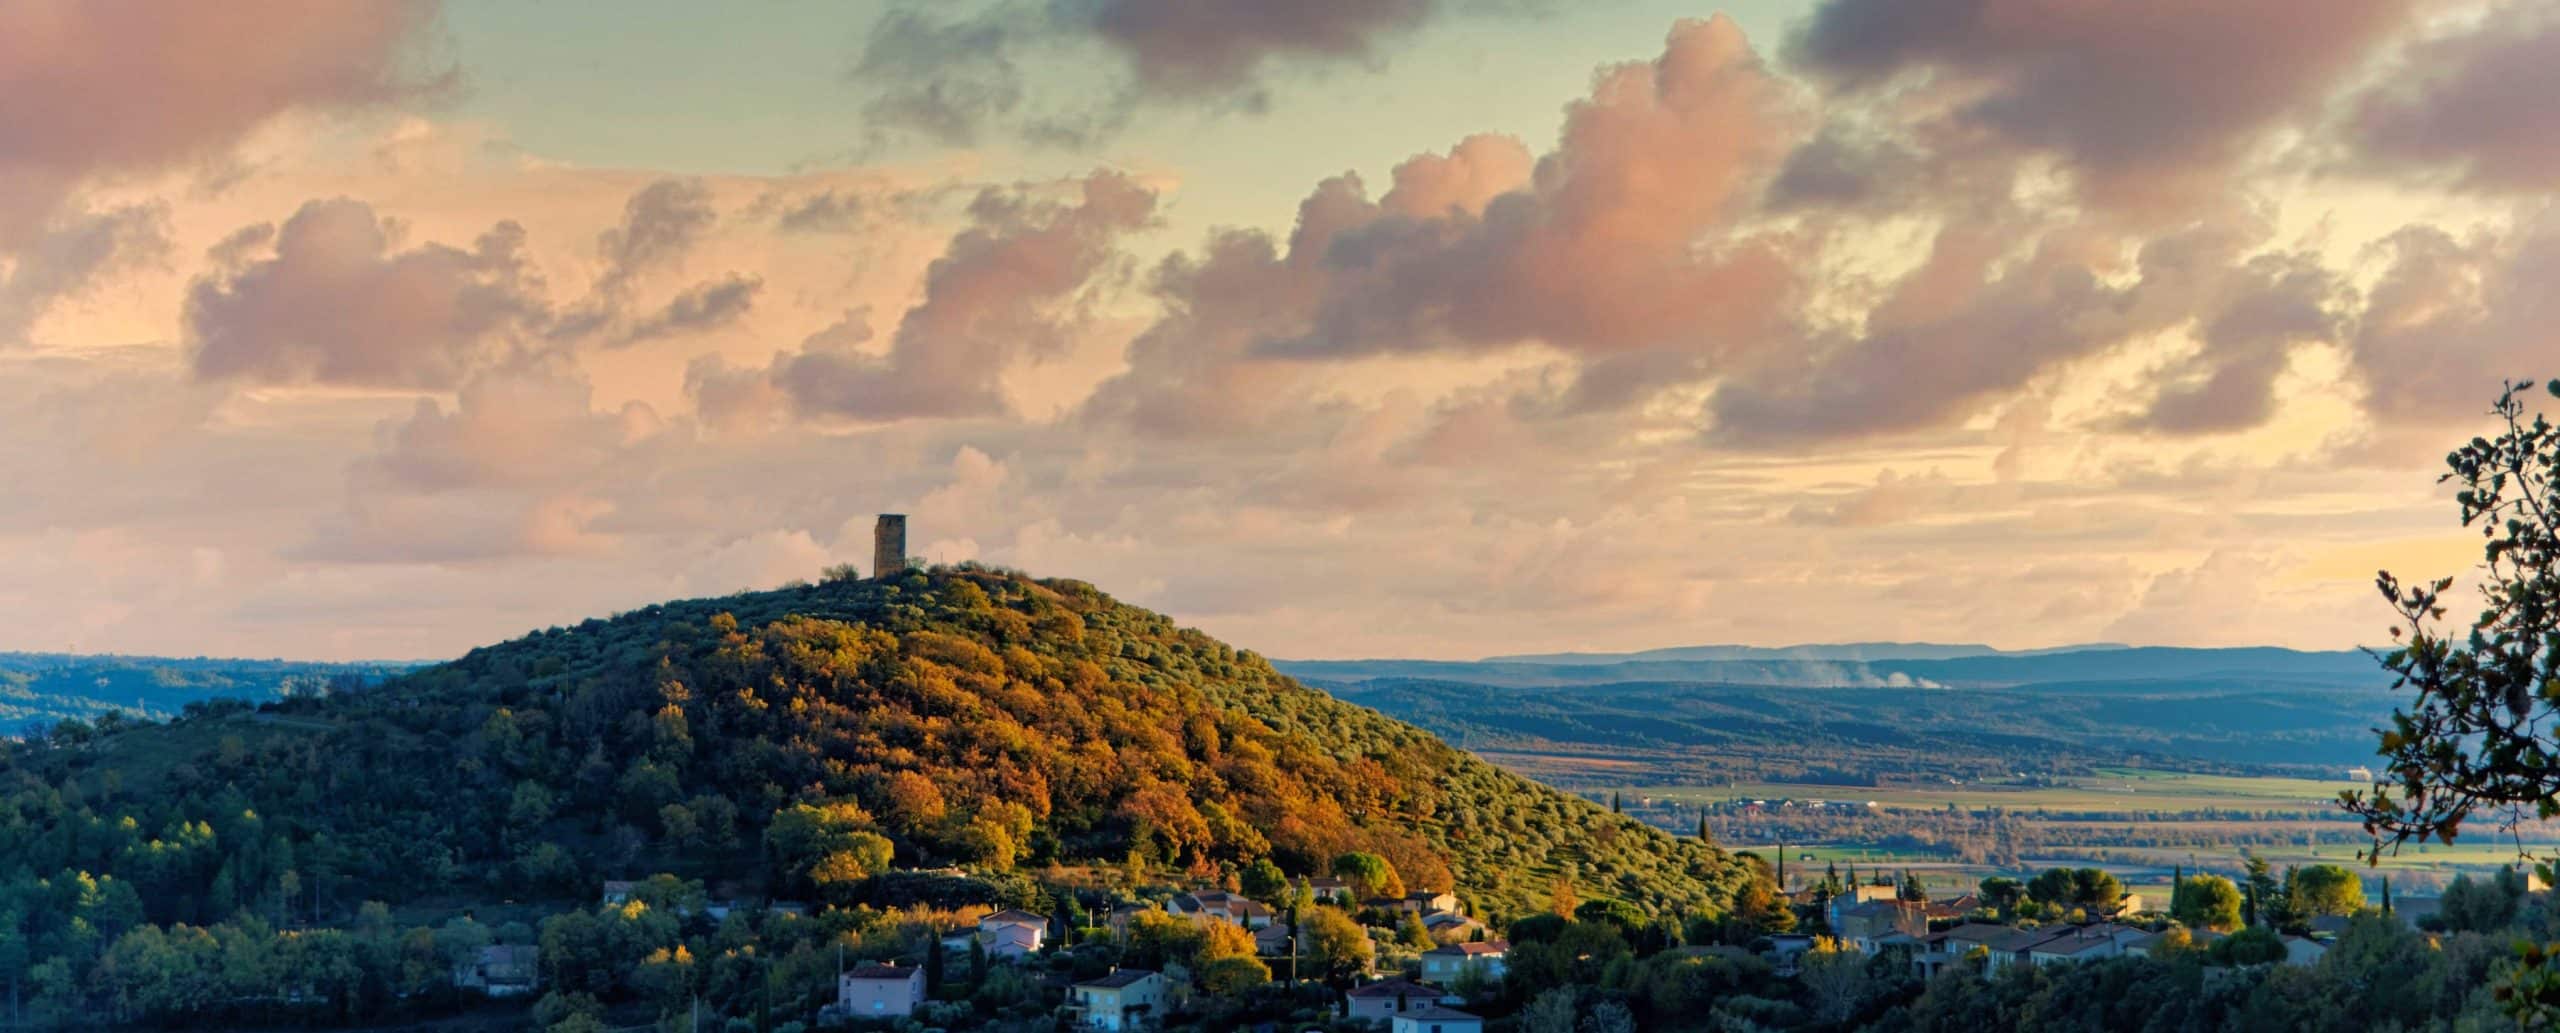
[
  {"x1": 0, "y1": 653, "x2": 413, "y2": 734},
  {"x1": 0, "y1": 567, "x2": 1739, "y2": 973},
  {"x1": 1277, "y1": 646, "x2": 2393, "y2": 783}
]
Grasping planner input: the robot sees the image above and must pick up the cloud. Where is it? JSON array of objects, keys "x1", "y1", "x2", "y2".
[
  {"x1": 712, "y1": 170, "x2": 1158, "y2": 423},
  {"x1": 1789, "y1": 0, "x2": 2419, "y2": 211},
  {"x1": 2349, "y1": 2, "x2": 2560, "y2": 192},
  {"x1": 851, "y1": 8, "x2": 1033, "y2": 148},
  {"x1": 593, "y1": 178, "x2": 716, "y2": 294},
  {"x1": 0, "y1": 203, "x2": 170, "y2": 344},
  {"x1": 308, "y1": 361, "x2": 664, "y2": 562},
  {"x1": 1704, "y1": 220, "x2": 2210, "y2": 444},
  {"x1": 2135, "y1": 248, "x2": 2349, "y2": 435},
  {"x1": 1088, "y1": 17, "x2": 1799, "y2": 434},
  {"x1": 1076, "y1": 0, "x2": 1432, "y2": 100},
  {"x1": 847, "y1": 0, "x2": 1525, "y2": 147},
  {"x1": 612, "y1": 273, "x2": 762, "y2": 347},
  {"x1": 0, "y1": 0, "x2": 445, "y2": 247},
  {"x1": 2351, "y1": 205, "x2": 2560, "y2": 425},
  {"x1": 187, "y1": 198, "x2": 544, "y2": 388}
]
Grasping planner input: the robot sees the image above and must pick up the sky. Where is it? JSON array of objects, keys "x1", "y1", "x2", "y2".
[{"x1": 2, "y1": 0, "x2": 2555, "y2": 663}]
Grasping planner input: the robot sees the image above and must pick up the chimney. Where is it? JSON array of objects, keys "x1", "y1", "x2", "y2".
[{"x1": 873, "y1": 514, "x2": 906, "y2": 580}]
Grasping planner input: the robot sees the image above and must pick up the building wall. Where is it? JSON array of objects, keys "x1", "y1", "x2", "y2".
[{"x1": 839, "y1": 974, "x2": 923, "y2": 1017}]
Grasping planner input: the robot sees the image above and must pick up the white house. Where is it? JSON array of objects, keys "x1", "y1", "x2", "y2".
[
  {"x1": 836, "y1": 963, "x2": 924, "y2": 1019},
  {"x1": 1346, "y1": 977, "x2": 1448, "y2": 1024},
  {"x1": 1419, "y1": 941, "x2": 1508, "y2": 984},
  {"x1": 979, "y1": 909, "x2": 1049, "y2": 958},
  {"x1": 1071, "y1": 969, "x2": 1166, "y2": 1031},
  {"x1": 1391, "y1": 1005, "x2": 1484, "y2": 1033}
]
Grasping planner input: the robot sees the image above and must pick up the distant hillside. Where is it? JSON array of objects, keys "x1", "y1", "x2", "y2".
[
  {"x1": 0, "y1": 652, "x2": 415, "y2": 733},
  {"x1": 1276, "y1": 646, "x2": 2392, "y2": 782},
  {"x1": 1283, "y1": 645, "x2": 2374, "y2": 690},
  {"x1": 0, "y1": 567, "x2": 1740, "y2": 932},
  {"x1": 1482, "y1": 641, "x2": 2130, "y2": 665}
]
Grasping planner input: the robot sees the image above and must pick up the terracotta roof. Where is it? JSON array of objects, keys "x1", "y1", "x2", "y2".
[
  {"x1": 845, "y1": 963, "x2": 915, "y2": 981},
  {"x1": 982, "y1": 909, "x2": 1047, "y2": 925},
  {"x1": 1424, "y1": 940, "x2": 1509, "y2": 956}
]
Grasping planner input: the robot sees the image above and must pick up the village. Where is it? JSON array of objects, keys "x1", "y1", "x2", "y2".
[{"x1": 422, "y1": 839, "x2": 2510, "y2": 1033}]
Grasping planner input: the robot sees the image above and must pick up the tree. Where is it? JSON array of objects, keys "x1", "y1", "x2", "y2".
[
  {"x1": 2172, "y1": 874, "x2": 2244, "y2": 932},
  {"x1": 1899, "y1": 870, "x2": 1927, "y2": 903},
  {"x1": 2213, "y1": 925, "x2": 2286, "y2": 966},
  {"x1": 1330, "y1": 852, "x2": 1402, "y2": 901},
  {"x1": 1978, "y1": 877, "x2": 2026, "y2": 918},
  {"x1": 2289, "y1": 864, "x2": 2366, "y2": 917},
  {"x1": 2070, "y1": 867, "x2": 2124, "y2": 913},
  {"x1": 2026, "y1": 868, "x2": 2076, "y2": 906},
  {"x1": 1301, "y1": 908, "x2": 1372, "y2": 980},
  {"x1": 1398, "y1": 912, "x2": 1433, "y2": 950},
  {"x1": 1799, "y1": 938, "x2": 1869, "y2": 1024},
  {"x1": 2347, "y1": 381, "x2": 2560, "y2": 861},
  {"x1": 2243, "y1": 855, "x2": 2284, "y2": 928},
  {"x1": 1199, "y1": 955, "x2": 1270, "y2": 996},
  {"x1": 1238, "y1": 859, "x2": 1288, "y2": 904}
]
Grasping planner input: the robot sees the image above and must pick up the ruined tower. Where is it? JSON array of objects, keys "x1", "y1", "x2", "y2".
[{"x1": 872, "y1": 514, "x2": 907, "y2": 580}]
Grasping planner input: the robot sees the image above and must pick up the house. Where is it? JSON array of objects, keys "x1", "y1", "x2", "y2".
[
  {"x1": 1301, "y1": 876, "x2": 1354, "y2": 904},
  {"x1": 979, "y1": 909, "x2": 1050, "y2": 958},
  {"x1": 836, "y1": 963, "x2": 925, "y2": 1019},
  {"x1": 1418, "y1": 941, "x2": 1508, "y2": 984},
  {"x1": 2284, "y1": 936, "x2": 2329, "y2": 967},
  {"x1": 1070, "y1": 969, "x2": 1166, "y2": 1031},
  {"x1": 1981, "y1": 927, "x2": 2070, "y2": 973},
  {"x1": 1345, "y1": 977, "x2": 1448, "y2": 1023},
  {"x1": 1420, "y1": 911, "x2": 1485, "y2": 940},
  {"x1": 1168, "y1": 891, "x2": 1276, "y2": 928},
  {"x1": 1824, "y1": 884, "x2": 1904, "y2": 932},
  {"x1": 1921, "y1": 894, "x2": 1982, "y2": 921},
  {"x1": 1917, "y1": 923, "x2": 2012, "y2": 975},
  {"x1": 453, "y1": 944, "x2": 539, "y2": 997},
  {"x1": 2027, "y1": 928, "x2": 2123, "y2": 967},
  {"x1": 1403, "y1": 891, "x2": 1461, "y2": 915},
  {"x1": 1253, "y1": 921, "x2": 1308, "y2": 958},
  {"x1": 1390, "y1": 1005, "x2": 1485, "y2": 1033},
  {"x1": 1107, "y1": 903, "x2": 1152, "y2": 940},
  {"x1": 1834, "y1": 900, "x2": 1927, "y2": 954},
  {"x1": 600, "y1": 880, "x2": 637, "y2": 906}
]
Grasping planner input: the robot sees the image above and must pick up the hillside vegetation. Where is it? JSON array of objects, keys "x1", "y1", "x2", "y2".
[{"x1": 0, "y1": 566, "x2": 1739, "y2": 1023}]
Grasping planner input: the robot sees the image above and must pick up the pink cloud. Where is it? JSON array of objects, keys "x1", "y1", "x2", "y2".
[{"x1": 188, "y1": 199, "x2": 545, "y2": 389}]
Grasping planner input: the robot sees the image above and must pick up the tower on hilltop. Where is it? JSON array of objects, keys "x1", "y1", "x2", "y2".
[{"x1": 873, "y1": 514, "x2": 907, "y2": 580}]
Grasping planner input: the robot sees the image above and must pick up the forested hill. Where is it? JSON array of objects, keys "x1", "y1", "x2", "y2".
[{"x1": 0, "y1": 566, "x2": 1741, "y2": 933}]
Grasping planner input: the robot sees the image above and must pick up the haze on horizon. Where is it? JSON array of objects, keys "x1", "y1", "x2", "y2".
[{"x1": 3, "y1": 0, "x2": 2553, "y2": 664}]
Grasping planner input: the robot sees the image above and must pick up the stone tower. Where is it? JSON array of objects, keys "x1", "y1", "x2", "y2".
[{"x1": 872, "y1": 514, "x2": 907, "y2": 580}]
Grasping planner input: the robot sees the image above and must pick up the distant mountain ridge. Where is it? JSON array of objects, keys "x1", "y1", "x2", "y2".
[
  {"x1": 1279, "y1": 644, "x2": 2373, "y2": 690},
  {"x1": 1482, "y1": 641, "x2": 2132, "y2": 665}
]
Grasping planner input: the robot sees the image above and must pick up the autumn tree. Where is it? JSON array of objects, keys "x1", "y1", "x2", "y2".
[
  {"x1": 1331, "y1": 852, "x2": 1402, "y2": 902},
  {"x1": 1301, "y1": 908, "x2": 1373, "y2": 981}
]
